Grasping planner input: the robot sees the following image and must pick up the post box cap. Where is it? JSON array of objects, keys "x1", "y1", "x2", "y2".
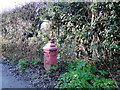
[{"x1": 43, "y1": 41, "x2": 58, "y2": 51}]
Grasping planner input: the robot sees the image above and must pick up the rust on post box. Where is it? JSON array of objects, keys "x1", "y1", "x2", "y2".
[{"x1": 43, "y1": 41, "x2": 58, "y2": 71}]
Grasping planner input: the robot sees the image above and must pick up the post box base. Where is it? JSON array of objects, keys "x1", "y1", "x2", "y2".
[{"x1": 44, "y1": 65, "x2": 51, "y2": 71}]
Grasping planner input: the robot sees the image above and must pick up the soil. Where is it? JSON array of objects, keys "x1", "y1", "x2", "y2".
[
  {"x1": 0, "y1": 57, "x2": 34, "y2": 88},
  {"x1": 1, "y1": 64, "x2": 34, "y2": 88},
  {"x1": 0, "y1": 56, "x2": 119, "y2": 88},
  {"x1": 0, "y1": 57, "x2": 67, "y2": 88}
]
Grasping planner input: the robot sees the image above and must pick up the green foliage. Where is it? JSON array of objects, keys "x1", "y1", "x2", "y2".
[
  {"x1": 31, "y1": 76, "x2": 36, "y2": 79},
  {"x1": 2, "y1": 59, "x2": 10, "y2": 64},
  {"x1": 41, "y1": 74, "x2": 48, "y2": 79},
  {"x1": 50, "y1": 64, "x2": 59, "y2": 71},
  {"x1": 2, "y1": 2, "x2": 119, "y2": 63},
  {"x1": 55, "y1": 60, "x2": 118, "y2": 88},
  {"x1": 47, "y1": 2, "x2": 120, "y2": 69},
  {"x1": 16, "y1": 58, "x2": 41, "y2": 70},
  {"x1": 0, "y1": 2, "x2": 48, "y2": 61},
  {"x1": 17, "y1": 58, "x2": 29, "y2": 70},
  {"x1": 30, "y1": 58, "x2": 41, "y2": 65},
  {"x1": 2, "y1": 53, "x2": 21, "y2": 65},
  {"x1": 50, "y1": 2, "x2": 88, "y2": 60},
  {"x1": 1, "y1": 2, "x2": 119, "y2": 88}
]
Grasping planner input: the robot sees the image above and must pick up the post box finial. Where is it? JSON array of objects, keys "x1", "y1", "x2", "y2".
[{"x1": 48, "y1": 39, "x2": 54, "y2": 43}]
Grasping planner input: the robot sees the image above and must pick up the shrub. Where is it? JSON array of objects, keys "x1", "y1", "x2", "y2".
[
  {"x1": 55, "y1": 60, "x2": 118, "y2": 88},
  {"x1": 17, "y1": 58, "x2": 29, "y2": 70},
  {"x1": 16, "y1": 58, "x2": 41, "y2": 70},
  {"x1": 30, "y1": 58, "x2": 41, "y2": 65}
]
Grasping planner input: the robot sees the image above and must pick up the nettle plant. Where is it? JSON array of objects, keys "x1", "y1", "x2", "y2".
[{"x1": 55, "y1": 60, "x2": 118, "y2": 88}]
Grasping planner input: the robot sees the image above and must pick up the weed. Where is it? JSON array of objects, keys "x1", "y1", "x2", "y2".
[
  {"x1": 41, "y1": 74, "x2": 48, "y2": 79},
  {"x1": 32, "y1": 76, "x2": 36, "y2": 79},
  {"x1": 51, "y1": 64, "x2": 59, "y2": 71},
  {"x1": 17, "y1": 58, "x2": 29, "y2": 71},
  {"x1": 55, "y1": 60, "x2": 118, "y2": 88},
  {"x1": 30, "y1": 58, "x2": 41, "y2": 65}
]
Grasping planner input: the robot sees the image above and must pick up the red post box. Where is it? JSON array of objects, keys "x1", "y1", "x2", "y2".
[{"x1": 43, "y1": 41, "x2": 58, "y2": 71}]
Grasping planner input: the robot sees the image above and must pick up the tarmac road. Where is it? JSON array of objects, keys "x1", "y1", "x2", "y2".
[{"x1": 0, "y1": 58, "x2": 33, "y2": 89}]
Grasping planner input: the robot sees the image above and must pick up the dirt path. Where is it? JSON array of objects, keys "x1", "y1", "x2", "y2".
[{"x1": 0, "y1": 58, "x2": 34, "y2": 88}]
